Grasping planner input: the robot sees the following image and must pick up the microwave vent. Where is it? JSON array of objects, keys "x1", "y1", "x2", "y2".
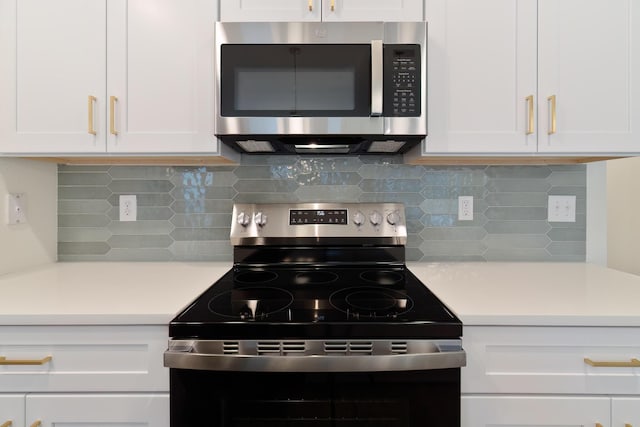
[
  {"x1": 368, "y1": 140, "x2": 406, "y2": 153},
  {"x1": 236, "y1": 140, "x2": 275, "y2": 153}
]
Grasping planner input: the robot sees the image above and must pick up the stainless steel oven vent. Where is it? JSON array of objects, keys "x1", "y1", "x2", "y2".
[
  {"x1": 257, "y1": 341, "x2": 306, "y2": 355},
  {"x1": 324, "y1": 341, "x2": 374, "y2": 355},
  {"x1": 391, "y1": 342, "x2": 408, "y2": 354},
  {"x1": 223, "y1": 342, "x2": 239, "y2": 354}
]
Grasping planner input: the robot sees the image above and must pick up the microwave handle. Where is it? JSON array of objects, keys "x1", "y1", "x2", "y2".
[{"x1": 371, "y1": 40, "x2": 383, "y2": 117}]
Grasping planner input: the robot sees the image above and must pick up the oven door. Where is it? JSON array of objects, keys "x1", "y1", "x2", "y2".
[{"x1": 170, "y1": 368, "x2": 460, "y2": 427}]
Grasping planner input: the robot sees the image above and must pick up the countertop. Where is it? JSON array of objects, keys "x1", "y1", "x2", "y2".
[{"x1": 1, "y1": 262, "x2": 639, "y2": 327}]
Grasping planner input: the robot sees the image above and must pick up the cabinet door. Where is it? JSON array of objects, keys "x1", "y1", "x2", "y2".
[
  {"x1": 219, "y1": 0, "x2": 321, "y2": 22},
  {"x1": 0, "y1": 0, "x2": 107, "y2": 154},
  {"x1": 321, "y1": 0, "x2": 423, "y2": 21},
  {"x1": 538, "y1": 0, "x2": 640, "y2": 153},
  {"x1": 423, "y1": 0, "x2": 537, "y2": 154},
  {"x1": 107, "y1": 0, "x2": 219, "y2": 153},
  {"x1": 26, "y1": 394, "x2": 169, "y2": 427},
  {"x1": 0, "y1": 395, "x2": 25, "y2": 427},
  {"x1": 613, "y1": 398, "x2": 640, "y2": 427},
  {"x1": 462, "y1": 396, "x2": 610, "y2": 427}
]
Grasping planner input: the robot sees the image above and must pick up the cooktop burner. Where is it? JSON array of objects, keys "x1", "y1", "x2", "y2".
[
  {"x1": 360, "y1": 270, "x2": 404, "y2": 285},
  {"x1": 330, "y1": 286, "x2": 414, "y2": 318},
  {"x1": 208, "y1": 286, "x2": 294, "y2": 320}
]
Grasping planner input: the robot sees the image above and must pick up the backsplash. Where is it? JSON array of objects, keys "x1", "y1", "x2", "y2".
[{"x1": 58, "y1": 156, "x2": 586, "y2": 262}]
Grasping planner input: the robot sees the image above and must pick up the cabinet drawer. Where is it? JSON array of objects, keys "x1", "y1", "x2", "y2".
[
  {"x1": 462, "y1": 326, "x2": 640, "y2": 394},
  {"x1": 0, "y1": 325, "x2": 168, "y2": 392}
]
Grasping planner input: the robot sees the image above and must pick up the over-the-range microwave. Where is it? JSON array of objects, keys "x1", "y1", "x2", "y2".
[{"x1": 214, "y1": 21, "x2": 427, "y2": 155}]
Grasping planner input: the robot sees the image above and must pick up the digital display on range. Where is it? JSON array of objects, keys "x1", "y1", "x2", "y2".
[{"x1": 290, "y1": 209, "x2": 348, "y2": 225}]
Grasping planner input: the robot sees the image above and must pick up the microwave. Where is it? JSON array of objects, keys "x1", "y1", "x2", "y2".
[{"x1": 214, "y1": 21, "x2": 427, "y2": 154}]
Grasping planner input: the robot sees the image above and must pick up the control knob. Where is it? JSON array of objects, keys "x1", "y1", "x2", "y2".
[
  {"x1": 387, "y1": 212, "x2": 400, "y2": 225},
  {"x1": 254, "y1": 212, "x2": 268, "y2": 227},
  {"x1": 369, "y1": 210, "x2": 382, "y2": 226},
  {"x1": 353, "y1": 211, "x2": 365, "y2": 226},
  {"x1": 236, "y1": 211, "x2": 251, "y2": 227}
]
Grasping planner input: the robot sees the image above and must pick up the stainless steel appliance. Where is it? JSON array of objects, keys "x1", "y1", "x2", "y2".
[
  {"x1": 215, "y1": 22, "x2": 427, "y2": 154},
  {"x1": 165, "y1": 203, "x2": 464, "y2": 427}
]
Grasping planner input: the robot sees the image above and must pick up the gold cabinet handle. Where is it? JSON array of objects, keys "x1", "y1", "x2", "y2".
[
  {"x1": 110, "y1": 96, "x2": 118, "y2": 135},
  {"x1": 30, "y1": 421, "x2": 41, "y2": 427},
  {"x1": 584, "y1": 357, "x2": 640, "y2": 367},
  {"x1": 0, "y1": 355, "x2": 52, "y2": 365},
  {"x1": 308, "y1": 0, "x2": 313, "y2": 11},
  {"x1": 88, "y1": 95, "x2": 97, "y2": 135},
  {"x1": 526, "y1": 95, "x2": 534, "y2": 135},
  {"x1": 330, "y1": 0, "x2": 335, "y2": 12},
  {"x1": 596, "y1": 424, "x2": 603, "y2": 427},
  {"x1": 1, "y1": 421, "x2": 13, "y2": 427},
  {"x1": 547, "y1": 94, "x2": 557, "y2": 135},
  {"x1": 625, "y1": 424, "x2": 632, "y2": 427}
]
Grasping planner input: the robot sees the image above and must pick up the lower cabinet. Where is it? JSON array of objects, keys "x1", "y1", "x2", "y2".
[
  {"x1": 27, "y1": 394, "x2": 169, "y2": 427},
  {"x1": 0, "y1": 325, "x2": 169, "y2": 427},
  {"x1": 462, "y1": 326, "x2": 640, "y2": 427}
]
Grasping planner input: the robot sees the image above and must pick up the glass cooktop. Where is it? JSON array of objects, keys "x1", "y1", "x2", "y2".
[{"x1": 170, "y1": 266, "x2": 462, "y2": 340}]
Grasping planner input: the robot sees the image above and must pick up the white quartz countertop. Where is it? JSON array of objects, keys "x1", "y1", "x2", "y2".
[
  {"x1": 0, "y1": 262, "x2": 230, "y2": 325},
  {"x1": 1, "y1": 261, "x2": 639, "y2": 326},
  {"x1": 408, "y1": 262, "x2": 640, "y2": 327}
]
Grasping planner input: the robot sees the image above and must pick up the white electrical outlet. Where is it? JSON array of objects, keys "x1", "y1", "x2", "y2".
[
  {"x1": 119, "y1": 195, "x2": 137, "y2": 222},
  {"x1": 458, "y1": 196, "x2": 473, "y2": 221},
  {"x1": 6, "y1": 193, "x2": 27, "y2": 225},
  {"x1": 548, "y1": 195, "x2": 576, "y2": 222}
]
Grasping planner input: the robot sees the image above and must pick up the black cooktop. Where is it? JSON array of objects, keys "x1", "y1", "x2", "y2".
[{"x1": 170, "y1": 266, "x2": 462, "y2": 340}]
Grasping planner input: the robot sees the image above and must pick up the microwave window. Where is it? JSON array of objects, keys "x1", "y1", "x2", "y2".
[
  {"x1": 236, "y1": 69, "x2": 355, "y2": 112},
  {"x1": 221, "y1": 44, "x2": 370, "y2": 117}
]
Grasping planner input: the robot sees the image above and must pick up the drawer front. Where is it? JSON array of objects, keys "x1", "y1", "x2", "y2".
[
  {"x1": 462, "y1": 326, "x2": 640, "y2": 394},
  {"x1": 0, "y1": 325, "x2": 168, "y2": 392},
  {"x1": 0, "y1": 394, "x2": 25, "y2": 427}
]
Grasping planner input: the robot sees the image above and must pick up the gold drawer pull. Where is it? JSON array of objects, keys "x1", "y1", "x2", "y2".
[
  {"x1": 0, "y1": 355, "x2": 52, "y2": 365},
  {"x1": 595, "y1": 424, "x2": 603, "y2": 427},
  {"x1": 584, "y1": 357, "x2": 640, "y2": 367},
  {"x1": 30, "y1": 421, "x2": 41, "y2": 427},
  {"x1": 625, "y1": 424, "x2": 632, "y2": 427},
  {"x1": 1, "y1": 421, "x2": 12, "y2": 427}
]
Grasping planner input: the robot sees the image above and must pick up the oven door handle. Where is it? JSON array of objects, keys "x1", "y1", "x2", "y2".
[{"x1": 164, "y1": 349, "x2": 466, "y2": 372}]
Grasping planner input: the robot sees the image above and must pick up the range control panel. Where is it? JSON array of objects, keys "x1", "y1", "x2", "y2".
[
  {"x1": 383, "y1": 45, "x2": 421, "y2": 117},
  {"x1": 230, "y1": 203, "x2": 407, "y2": 245}
]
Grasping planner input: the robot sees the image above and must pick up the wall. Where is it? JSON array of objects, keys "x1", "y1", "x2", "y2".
[
  {"x1": 0, "y1": 158, "x2": 57, "y2": 275},
  {"x1": 57, "y1": 155, "x2": 587, "y2": 262},
  {"x1": 607, "y1": 156, "x2": 640, "y2": 275}
]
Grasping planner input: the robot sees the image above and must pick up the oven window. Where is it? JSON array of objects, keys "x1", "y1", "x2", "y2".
[
  {"x1": 220, "y1": 44, "x2": 371, "y2": 117},
  {"x1": 170, "y1": 369, "x2": 460, "y2": 427}
]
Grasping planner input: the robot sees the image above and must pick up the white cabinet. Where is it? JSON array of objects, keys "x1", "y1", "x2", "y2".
[
  {"x1": 26, "y1": 394, "x2": 169, "y2": 427},
  {"x1": 612, "y1": 398, "x2": 640, "y2": 427},
  {"x1": 219, "y1": 0, "x2": 423, "y2": 22},
  {"x1": 0, "y1": 325, "x2": 169, "y2": 427},
  {"x1": 537, "y1": 0, "x2": 640, "y2": 154},
  {"x1": 462, "y1": 325, "x2": 640, "y2": 427},
  {"x1": 422, "y1": 0, "x2": 640, "y2": 156},
  {"x1": 462, "y1": 396, "x2": 610, "y2": 427},
  {"x1": 0, "y1": 395, "x2": 25, "y2": 427},
  {"x1": 0, "y1": 0, "x2": 226, "y2": 156},
  {"x1": 423, "y1": 0, "x2": 537, "y2": 154}
]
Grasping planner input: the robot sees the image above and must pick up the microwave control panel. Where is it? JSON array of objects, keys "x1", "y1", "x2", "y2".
[{"x1": 383, "y1": 45, "x2": 421, "y2": 117}]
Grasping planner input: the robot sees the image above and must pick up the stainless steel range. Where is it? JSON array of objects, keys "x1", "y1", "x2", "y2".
[{"x1": 164, "y1": 203, "x2": 465, "y2": 427}]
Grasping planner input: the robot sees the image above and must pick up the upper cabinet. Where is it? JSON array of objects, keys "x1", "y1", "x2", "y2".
[
  {"x1": 422, "y1": 0, "x2": 640, "y2": 156},
  {"x1": 424, "y1": 0, "x2": 537, "y2": 154},
  {"x1": 219, "y1": 0, "x2": 423, "y2": 22},
  {"x1": 0, "y1": 0, "x2": 230, "y2": 157},
  {"x1": 537, "y1": 0, "x2": 640, "y2": 153}
]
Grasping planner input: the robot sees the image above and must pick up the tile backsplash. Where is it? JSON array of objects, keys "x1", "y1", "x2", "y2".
[{"x1": 58, "y1": 156, "x2": 586, "y2": 262}]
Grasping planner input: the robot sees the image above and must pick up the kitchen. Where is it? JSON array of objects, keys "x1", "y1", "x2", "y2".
[{"x1": 2, "y1": 0, "x2": 640, "y2": 426}]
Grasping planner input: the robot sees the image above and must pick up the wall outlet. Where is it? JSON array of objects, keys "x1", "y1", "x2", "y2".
[
  {"x1": 119, "y1": 195, "x2": 137, "y2": 222},
  {"x1": 6, "y1": 193, "x2": 27, "y2": 225},
  {"x1": 458, "y1": 196, "x2": 473, "y2": 221},
  {"x1": 548, "y1": 195, "x2": 576, "y2": 222}
]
